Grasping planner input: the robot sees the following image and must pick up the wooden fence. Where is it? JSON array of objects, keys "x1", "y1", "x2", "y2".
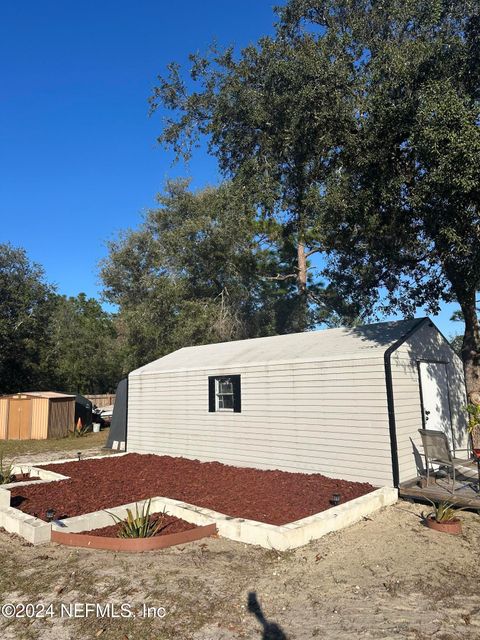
[{"x1": 85, "y1": 394, "x2": 116, "y2": 408}]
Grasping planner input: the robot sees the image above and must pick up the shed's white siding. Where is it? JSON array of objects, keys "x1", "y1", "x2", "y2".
[
  {"x1": 128, "y1": 357, "x2": 394, "y2": 485},
  {"x1": 127, "y1": 318, "x2": 468, "y2": 488},
  {"x1": 390, "y1": 321, "x2": 467, "y2": 483}
]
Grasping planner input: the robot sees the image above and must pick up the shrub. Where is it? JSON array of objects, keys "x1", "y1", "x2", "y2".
[
  {"x1": 466, "y1": 403, "x2": 480, "y2": 436},
  {"x1": 0, "y1": 450, "x2": 15, "y2": 485},
  {"x1": 108, "y1": 500, "x2": 168, "y2": 538}
]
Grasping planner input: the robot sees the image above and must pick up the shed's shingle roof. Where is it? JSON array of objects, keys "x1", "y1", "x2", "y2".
[{"x1": 131, "y1": 317, "x2": 428, "y2": 376}]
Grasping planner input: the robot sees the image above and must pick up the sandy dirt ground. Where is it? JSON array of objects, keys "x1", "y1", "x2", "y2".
[
  {"x1": 1, "y1": 498, "x2": 479, "y2": 640},
  {"x1": 6, "y1": 447, "x2": 116, "y2": 467}
]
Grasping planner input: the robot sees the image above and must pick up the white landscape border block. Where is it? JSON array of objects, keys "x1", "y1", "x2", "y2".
[
  {"x1": 0, "y1": 506, "x2": 52, "y2": 545},
  {"x1": 0, "y1": 452, "x2": 128, "y2": 509},
  {"x1": 0, "y1": 465, "x2": 69, "y2": 509},
  {"x1": 52, "y1": 486, "x2": 398, "y2": 551},
  {"x1": 0, "y1": 453, "x2": 125, "y2": 543},
  {"x1": 0, "y1": 453, "x2": 397, "y2": 549},
  {"x1": 157, "y1": 486, "x2": 398, "y2": 550}
]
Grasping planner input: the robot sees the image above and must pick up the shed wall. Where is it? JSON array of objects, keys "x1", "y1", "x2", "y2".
[
  {"x1": 128, "y1": 357, "x2": 394, "y2": 485},
  {"x1": 391, "y1": 322, "x2": 468, "y2": 483},
  {"x1": 0, "y1": 399, "x2": 8, "y2": 440},
  {"x1": 5, "y1": 397, "x2": 33, "y2": 439},
  {"x1": 31, "y1": 397, "x2": 49, "y2": 439},
  {"x1": 48, "y1": 399, "x2": 74, "y2": 438}
]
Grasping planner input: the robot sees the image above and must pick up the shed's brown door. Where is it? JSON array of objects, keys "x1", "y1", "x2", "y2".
[{"x1": 8, "y1": 399, "x2": 32, "y2": 440}]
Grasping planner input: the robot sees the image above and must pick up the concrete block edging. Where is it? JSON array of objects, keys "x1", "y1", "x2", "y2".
[
  {"x1": 24, "y1": 487, "x2": 397, "y2": 549},
  {"x1": 0, "y1": 455, "x2": 398, "y2": 549},
  {"x1": 0, "y1": 453, "x2": 124, "y2": 543}
]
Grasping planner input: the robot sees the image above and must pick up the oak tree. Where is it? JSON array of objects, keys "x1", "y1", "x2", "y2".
[
  {"x1": 149, "y1": 29, "x2": 360, "y2": 330},
  {"x1": 281, "y1": 0, "x2": 480, "y2": 396}
]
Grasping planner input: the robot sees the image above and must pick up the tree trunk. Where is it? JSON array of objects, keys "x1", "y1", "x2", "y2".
[
  {"x1": 297, "y1": 239, "x2": 307, "y2": 296},
  {"x1": 295, "y1": 239, "x2": 310, "y2": 332},
  {"x1": 459, "y1": 292, "x2": 480, "y2": 401}
]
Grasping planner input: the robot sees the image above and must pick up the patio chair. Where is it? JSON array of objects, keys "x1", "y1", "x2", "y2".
[{"x1": 418, "y1": 429, "x2": 479, "y2": 494}]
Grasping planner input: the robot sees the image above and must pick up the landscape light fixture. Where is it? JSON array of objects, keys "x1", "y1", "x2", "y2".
[
  {"x1": 331, "y1": 493, "x2": 341, "y2": 507},
  {"x1": 77, "y1": 451, "x2": 81, "y2": 461},
  {"x1": 45, "y1": 508, "x2": 55, "y2": 522}
]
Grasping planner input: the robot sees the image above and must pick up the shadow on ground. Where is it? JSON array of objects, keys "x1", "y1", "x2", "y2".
[{"x1": 248, "y1": 591, "x2": 288, "y2": 640}]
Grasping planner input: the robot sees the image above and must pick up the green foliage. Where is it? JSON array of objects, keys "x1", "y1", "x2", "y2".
[
  {"x1": 0, "y1": 243, "x2": 56, "y2": 393},
  {"x1": 308, "y1": 0, "x2": 480, "y2": 309},
  {"x1": 48, "y1": 293, "x2": 123, "y2": 394},
  {"x1": 466, "y1": 403, "x2": 480, "y2": 435},
  {"x1": 277, "y1": 0, "x2": 480, "y2": 392},
  {"x1": 108, "y1": 500, "x2": 167, "y2": 538},
  {"x1": 449, "y1": 334, "x2": 463, "y2": 357},
  {"x1": 428, "y1": 500, "x2": 461, "y2": 523},
  {"x1": 449, "y1": 310, "x2": 479, "y2": 358},
  {"x1": 73, "y1": 420, "x2": 92, "y2": 437},
  {"x1": 0, "y1": 244, "x2": 123, "y2": 395},
  {"x1": 101, "y1": 180, "x2": 314, "y2": 370},
  {"x1": 5, "y1": 3, "x2": 480, "y2": 393},
  {"x1": 0, "y1": 450, "x2": 15, "y2": 485},
  {"x1": 150, "y1": 26, "x2": 363, "y2": 330}
]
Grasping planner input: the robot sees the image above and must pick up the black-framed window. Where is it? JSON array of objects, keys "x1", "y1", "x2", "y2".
[{"x1": 208, "y1": 375, "x2": 241, "y2": 413}]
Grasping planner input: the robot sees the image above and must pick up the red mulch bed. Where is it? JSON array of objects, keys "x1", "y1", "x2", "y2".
[
  {"x1": 88, "y1": 513, "x2": 197, "y2": 538},
  {"x1": 9, "y1": 454, "x2": 375, "y2": 525}
]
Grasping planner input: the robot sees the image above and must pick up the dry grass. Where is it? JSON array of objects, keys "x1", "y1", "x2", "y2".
[{"x1": 0, "y1": 430, "x2": 108, "y2": 461}]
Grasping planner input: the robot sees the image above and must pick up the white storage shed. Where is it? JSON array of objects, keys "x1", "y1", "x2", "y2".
[{"x1": 127, "y1": 317, "x2": 468, "y2": 487}]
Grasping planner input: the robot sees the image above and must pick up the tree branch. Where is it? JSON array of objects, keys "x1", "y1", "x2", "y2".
[
  {"x1": 307, "y1": 290, "x2": 324, "y2": 305},
  {"x1": 264, "y1": 273, "x2": 297, "y2": 281}
]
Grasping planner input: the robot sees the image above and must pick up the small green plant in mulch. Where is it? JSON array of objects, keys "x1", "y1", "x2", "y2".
[
  {"x1": 428, "y1": 500, "x2": 463, "y2": 523},
  {"x1": 107, "y1": 500, "x2": 169, "y2": 538},
  {"x1": 0, "y1": 450, "x2": 15, "y2": 484}
]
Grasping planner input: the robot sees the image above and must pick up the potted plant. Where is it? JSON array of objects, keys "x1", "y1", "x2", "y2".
[{"x1": 425, "y1": 501, "x2": 463, "y2": 535}]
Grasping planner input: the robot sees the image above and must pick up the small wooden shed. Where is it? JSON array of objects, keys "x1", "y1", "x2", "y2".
[{"x1": 0, "y1": 392, "x2": 75, "y2": 441}]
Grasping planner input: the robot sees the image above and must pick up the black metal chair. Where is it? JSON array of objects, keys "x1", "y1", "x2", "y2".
[{"x1": 418, "y1": 428, "x2": 479, "y2": 493}]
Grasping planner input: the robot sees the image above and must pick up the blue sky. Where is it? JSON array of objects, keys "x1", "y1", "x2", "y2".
[{"x1": 0, "y1": 1, "x2": 461, "y2": 338}]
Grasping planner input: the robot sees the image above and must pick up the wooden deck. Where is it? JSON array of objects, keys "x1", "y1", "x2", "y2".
[{"x1": 399, "y1": 475, "x2": 480, "y2": 509}]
